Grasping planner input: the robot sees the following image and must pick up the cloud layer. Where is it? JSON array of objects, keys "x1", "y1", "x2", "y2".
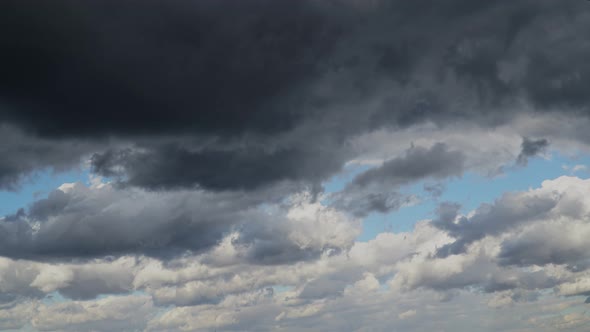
[
  {"x1": 2, "y1": 176, "x2": 590, "y2": 331},
  {"x1": 2, "y1": 0, "x2": 590, "y2": 331},
  {"x1": 0, "y1": 0, "x2": 589, "y2": 191}
]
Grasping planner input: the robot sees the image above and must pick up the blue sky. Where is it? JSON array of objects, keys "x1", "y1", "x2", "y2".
[{"x1": 0, "y1": 168, "x2": 89, "y2": 216}]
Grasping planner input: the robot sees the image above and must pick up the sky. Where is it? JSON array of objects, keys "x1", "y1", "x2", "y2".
[{"x1": 2, "y1": 0, "x2": 590, "y2": 331}]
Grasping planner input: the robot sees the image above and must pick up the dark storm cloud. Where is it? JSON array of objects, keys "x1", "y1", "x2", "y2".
[
  {"x1": 0, "y1": 0, "x2": 348, "y2": 139},
  {"x1": 0, "y1": 0, "x2": 357, "y2": 191},
  {"x1": 1, "y1": 0, "x2": 590, "y2": 192},
  {"x1": 91, "y1": 143, "x2": 345, "y2": 191},
  {"x1": 516, "y1": 137, "x2": 549, "y2": 166},
  {"x1": 334, "y1": 143, "x2": 464, "y2": 216},
  {"x1": 0, "y1": 126, "x2": 95, "y2": 190}
]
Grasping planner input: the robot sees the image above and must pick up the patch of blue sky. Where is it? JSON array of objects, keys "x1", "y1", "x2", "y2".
[
  {"x1": 0, "y1": 168, "x2": 90, "y2": 217},
  {"x1": 444, "y1": 153, "x2": 590, "y2": 215},
  {"x1": 272, "y1": 285, "x2": 293, "y2": 294},
  {"x1": 358, "y1": 200, "x2": 436, "y2": 241}
]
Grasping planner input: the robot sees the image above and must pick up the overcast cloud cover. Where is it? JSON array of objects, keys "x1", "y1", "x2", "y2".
[{"x1": 2, "y1": 0, "x2": 590, "y2": 331}]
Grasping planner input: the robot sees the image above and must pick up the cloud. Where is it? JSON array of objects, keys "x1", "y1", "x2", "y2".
[
  {"x1": 0, "y1": 256, "x2": 137, "y2": 302},
  {"x1": 498, "y1": 221, "x2": 590, "y2": 269},
  {"x1": 90, "y1": 143, "x2": 347, "y2": 191},
  {"x1": 0, "y1": 181, "x2": 358, "y2": 263},
  {"x1": 32, "y1": 295, "x2": 155, "y2": 332},
  {"x1": 0, "y1": 182, "x2": 249, "y2": 259},
  {"x1": 517, "y1": 137, "x2": 549, "y2": 166},
  {"x1": 333, "y1": 143, "x2": 464, "y2": 216},
  {"x1": 0, "y1": 125, "x2": 95, "y2": 190},
  {"x1": 0, "y1": 0, "x2": 589, "y2": 191},
  {"x1": 4, "y1": 1, "x2": 590, "y2": 330},
  {"x1": 2, "y1": 176, "x2": 590, "y2": 330},
  {"x1": 0, "y1": 0, "x2": 343, "y2": 139},
  {"x1": 0, "y1": 300, "x2": 36, "y2": 331},
  {"x1": 351, "y1": 143, "x2": 465, "y2": 188},
  {"x1": 434, "y1": 176, "x2": 590, "y2": 259},
  {"x1": 398, "y1": 309, "x2": 417, "y2": 320}
]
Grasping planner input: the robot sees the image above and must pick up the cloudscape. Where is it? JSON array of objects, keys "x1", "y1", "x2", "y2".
[{"x1": 2, "y1": 1, "x2": 590, "y2": 331}]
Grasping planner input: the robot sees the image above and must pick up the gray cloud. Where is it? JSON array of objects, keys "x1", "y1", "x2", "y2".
[
  {"x1": 352, "y1": 143, "x2": 465, "y2": 188},
  {"x1": 498, "y1": 222, "x2": 590, "y2": 270},
  {"x1": 334, "y1": 143, "x2": 464, "y2": 216},
  {"x1": 517, "y1": 137, "x2": 549, "y2": 166},
  {"x1": 0, "y1": 188, "x2": 234, "y2": 260},
  {"x1": 0, "y1": 183, "x2": 266, "y2": 260},
  {"x1": 0, "y1": 257, "x2": 136, "y2": 302},
  {"x1": 433, "y1": 176, "x2": 590, "y2": 263},
  {"x1": 0, "y1": 182, "x2": 358, "y2": 264},
  {"x1": 433, "y1": 193, "x2": 559, "y2": 258}
]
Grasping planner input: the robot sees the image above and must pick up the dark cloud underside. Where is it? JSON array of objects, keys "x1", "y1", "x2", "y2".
[
  {"x1": 0, "y1": 0, "x2": 347, "y2": 138},
  {"x1": 0, "y1": 0, "x2": 589, "y2": 192}
]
